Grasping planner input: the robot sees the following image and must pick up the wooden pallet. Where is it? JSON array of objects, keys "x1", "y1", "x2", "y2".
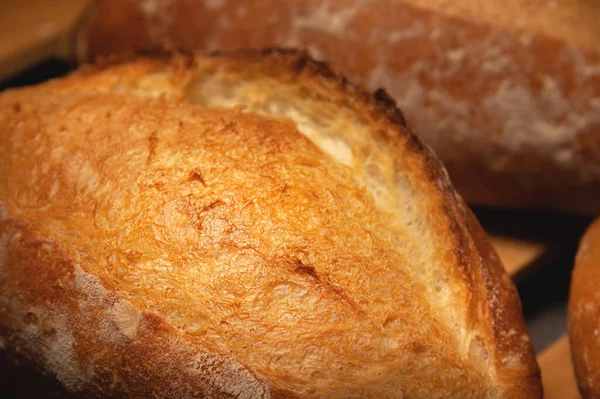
[{"x1": 539, "y1": 335, "x2": 580, "y2": 398}]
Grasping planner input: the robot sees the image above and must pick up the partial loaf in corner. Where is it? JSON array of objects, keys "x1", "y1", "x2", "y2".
[
  {"x1": 82, "y1": 0, "x2": 600, "y2": 213},
  {"x1": 0, "y1": 50, "x2": 541, "y2": 397},
  {"x1": 570, "y1": 218, "x2": 600, "y2": 398}
]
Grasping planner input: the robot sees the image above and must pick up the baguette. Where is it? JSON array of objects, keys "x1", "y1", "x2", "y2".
[
  {"x1": 0, "y1": 50, "x2": 541, "y2": 397},
  {"x1": 569, "y1": 218, "x2": 600, "y2": 398},
  {"x1": 81, "y1": 0, "x2": 600, "y2": 213}
]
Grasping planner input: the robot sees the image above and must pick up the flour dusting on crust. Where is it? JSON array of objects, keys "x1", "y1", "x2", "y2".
[
  {"x1": 138, "y1": 0, "x2": 176, "y2": 41},
  {"x1": 99, "y1": 298, "x2": 141, "y2": 344},
  {"x1": 40, "y1": 313, "x2": 86, "y2": 391},
  {"x1": 74, "y1": 264, "x2": 109, "y2": 309},
  {"x1": 189, "y1": 350, "x2": 270, "y2": 399},
  {"x1": 0, "y1": 231, "x2": 7, "y2": 276}
]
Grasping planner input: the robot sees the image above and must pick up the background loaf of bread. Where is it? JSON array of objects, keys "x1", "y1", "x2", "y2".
[{"x1": 83, "y1": 0, "x2": 600, "y2": 213}]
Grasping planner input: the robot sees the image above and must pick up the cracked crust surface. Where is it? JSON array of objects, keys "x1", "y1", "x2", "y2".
[{"x1": 0, "y1": 50, "x2": 540, "y2": 397}]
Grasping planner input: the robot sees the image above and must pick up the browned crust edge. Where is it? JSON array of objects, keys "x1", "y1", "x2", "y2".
[{"x1": 569, "y1": 218, "x2": 600, "y2": 398}]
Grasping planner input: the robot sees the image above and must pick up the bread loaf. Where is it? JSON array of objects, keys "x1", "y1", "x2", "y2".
[
  {"x1": 0, "y1": 50, "x2": 541, "y2": 397},
  {"x1": 569, "y1": 218, "x2": 600, "y2": 398},
  {"x1": 81, "y1": 0, "x2": 600, "y2": 214}
]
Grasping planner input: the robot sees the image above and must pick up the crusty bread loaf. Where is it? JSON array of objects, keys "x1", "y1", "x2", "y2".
[
  {"x1": 569, "y1": 218, "x2": 600, "y2": 398},
  {"x1": 0, "y1": 50, "x2": 540, "y2": 397},
  {"x1": 80, "y1": 0, "x2": 600, "y2": 214}
]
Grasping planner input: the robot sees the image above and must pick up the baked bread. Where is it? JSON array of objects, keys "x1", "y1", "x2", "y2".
[
  {"x1": 80, "y1": 0, "x2": 600, "y2": 214},
  {"x1": 0, "y1": 50, "x2": 540, "y2": 397},
  {"x1": 569, "y1": 218, "x2": 600, "y2": 398}
]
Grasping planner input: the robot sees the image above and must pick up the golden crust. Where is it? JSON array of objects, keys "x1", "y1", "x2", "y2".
[
  {"x1": 569, "y1": 218, "x2": 600, "y2": 398},
  {"x1": 0, "y1": 50, "x2": 540, "y2": 397}
]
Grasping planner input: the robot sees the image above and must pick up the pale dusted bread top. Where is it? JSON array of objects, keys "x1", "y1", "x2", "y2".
[
  {"x1": 0, "y1": 51, "x2": 540, "y2": 397},
  {"x1": 570, "y1": 218, "x2": 600, "y2": 398},
  {"x1": 409, "y1": 0, "x2": 600, "y2": 51}
]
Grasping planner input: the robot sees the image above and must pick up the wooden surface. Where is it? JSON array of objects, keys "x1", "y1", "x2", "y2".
[
  {"x1": 540, "y1": 335, "x2": 580, "y2": 399},
  {"x1": 490, "y1": 234, "x2": 547, "y2": 278},
  {"x1": 0, "y1": 0, "x2": 91, "y2": 81}
]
